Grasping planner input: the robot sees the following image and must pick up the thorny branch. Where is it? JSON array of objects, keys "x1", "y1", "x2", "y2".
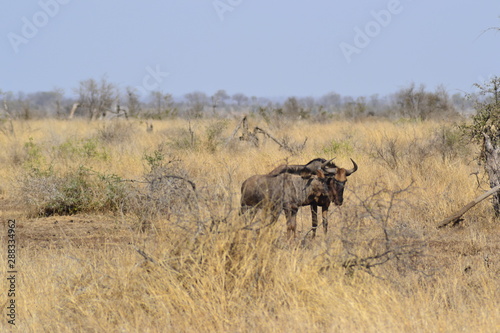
[
  {"x1": 335, "y1": 181, "x2": 428, "y2": 278},
  {"x1": 120, "y1": 175, "x2": 196, "y2": 192}
]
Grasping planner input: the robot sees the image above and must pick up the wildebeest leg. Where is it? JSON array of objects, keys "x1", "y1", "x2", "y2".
[
  {"x1": 269, "y1": 205, "x2": 281, "y2": 225},
  {"x1": 285, "y1": 207, "x2": 298, "y2": 238},
  {"x1": 240, "y1": 205, "x2": 257, "y2": 220},
  {"x1": 311, "y1": 204, "x2": 319, "y2": 237},
  {"x1": 240, "y1": 205, "x2": 262, "y2": 232},
  {"x1": 322, "y1": 202, "x2": 330, "y2": 234}
]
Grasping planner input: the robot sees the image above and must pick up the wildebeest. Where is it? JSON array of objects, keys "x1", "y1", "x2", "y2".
[
  {"x1": 240, "y1": 158, "x2": 358, "y2": 237},
  {"x1": 240, "y1": 170, "x2": 329, "y2": 237}
]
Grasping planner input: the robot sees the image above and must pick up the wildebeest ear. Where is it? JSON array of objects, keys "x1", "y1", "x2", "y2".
[{"x1": 323, "y1": 167, "x2": 337, "y2": 175}]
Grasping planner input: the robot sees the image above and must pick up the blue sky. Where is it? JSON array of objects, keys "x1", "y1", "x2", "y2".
[{"x1": 1, "y1": 1, "x2": 499, "y2": 99}]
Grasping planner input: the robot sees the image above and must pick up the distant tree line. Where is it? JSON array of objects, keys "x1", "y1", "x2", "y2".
[{"x1": 0, "y1": 77, "x2": 476, "y2": 121}]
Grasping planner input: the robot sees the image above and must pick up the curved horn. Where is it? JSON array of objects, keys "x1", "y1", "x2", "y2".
[
  {"x1": 323, "y1": 167, "x2": 338, "y2": 175},
  {"x1": 320, "y1": 158, "x2": 335, "y2": 168},
  {"x1": 346, "y1": 158, "x2": 358, "y2": 176}
]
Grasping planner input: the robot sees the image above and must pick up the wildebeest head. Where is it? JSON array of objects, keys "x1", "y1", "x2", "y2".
[
  {"x1": 266, "y1": 157, "x2": 358, "y2": 205},
  {"x1": 321, "y1": 159, "x2": 358, "y2": 206}
]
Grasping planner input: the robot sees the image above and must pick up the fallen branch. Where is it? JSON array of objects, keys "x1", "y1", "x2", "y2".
[
  {"x1": 254, "y1": 126, "x2": 285, "y2": 148},
  {"x1": 254, "y1": 126, "x2": 307, "y2": 153},
  {"x1": 437, "y1": 184, "x2": 500, "y2": 228}
]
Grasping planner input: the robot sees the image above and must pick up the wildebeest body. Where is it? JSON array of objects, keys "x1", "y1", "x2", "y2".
[{"x1": 240, "y1": 173, "x2": 328, "y2": 236}]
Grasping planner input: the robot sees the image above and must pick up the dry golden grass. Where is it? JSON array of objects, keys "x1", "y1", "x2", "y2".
[{"x1": 0, "y1": 117, "x2": 499, "y2": 332}]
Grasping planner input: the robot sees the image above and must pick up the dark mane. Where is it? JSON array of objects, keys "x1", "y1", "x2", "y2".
[{"x1": 305, "y1": 158, "x2": 327, "y2": 164}]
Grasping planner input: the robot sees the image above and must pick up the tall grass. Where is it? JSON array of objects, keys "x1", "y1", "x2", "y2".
[{"x1": 0, "y1": 118, "x2": 498, "y2": 332}]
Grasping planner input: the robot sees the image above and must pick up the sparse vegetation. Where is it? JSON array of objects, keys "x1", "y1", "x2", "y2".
[{"x1": 0, "y1": 117, "x2": 498, "y2": 332}]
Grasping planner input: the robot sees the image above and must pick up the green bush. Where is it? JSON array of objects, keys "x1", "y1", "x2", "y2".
[
  {"x1": 19, "y1": 165, "x2": 130, "y2": 216},
  {"x1": 56, "y1": 137, "x2": 109, "y2": 161},
  {"x1": 460, "y1": 77, "x2": 500, "y2": 153},
  {"x1": 321, "y1": 139, "x2": 353, "y2": 156},
  {"x1": 143, "y1": 148, "x2": 166, "y2": 171},
  {"x1": 23, "y1": 137, "x2": 47, "y2": 172}
]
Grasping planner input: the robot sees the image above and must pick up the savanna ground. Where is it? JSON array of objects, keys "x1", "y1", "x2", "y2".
[{"x1": 0, "y1": 117, "x2": 499, "y2": 332}]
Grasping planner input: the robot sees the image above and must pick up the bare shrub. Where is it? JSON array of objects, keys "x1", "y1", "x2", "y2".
[
  {"x1": 96, "y1": 120, "x2": 138, "y2": 145},
  {"x1": 128, "y1": 148, "x2": 199, "y2": 231},
  {"x1": 393, "y1": 83, "x2": 459, "y2": 120},
  {"x1": 4, "y1": 140, "x2": 24, "y2": 166},
  {"x1": 166, "y1": 123, "x2": 199, "y2": 151},
  {"x1": 0, "y1": 118, "x2": 14, "y2": 136},
  {"x1": 195, "y1": 163, "x2": 239, "y2": 233},
  {"x1": 369, "y1": 134, "x2": 430, "y2": 171},
  {"x1": 370, "y1": 125, "x2": 469, "y2": 173},
  {"x1": 76, "y1": 76, "x2": 118, "y2": 120},
  {"x1": 141, "y1": 166, "x2": 198, "y2": 224},
  {"x1": 330, "y1": 182, "x2": 431, "y2": 279},
  {"x1": 431, "y1": 125, "x2": 471, "y2": 162}
]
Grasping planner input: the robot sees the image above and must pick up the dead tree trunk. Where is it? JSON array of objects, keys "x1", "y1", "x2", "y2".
[
  {"x1": 68, "y1": 103, "x2": 80, "y2": 119},
  {"x1": 227, "y1": 116, "x2": 259, "y2": 147},
  {"x1": 483, "y1": 133, "x2": 500, "y2": 216}
]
